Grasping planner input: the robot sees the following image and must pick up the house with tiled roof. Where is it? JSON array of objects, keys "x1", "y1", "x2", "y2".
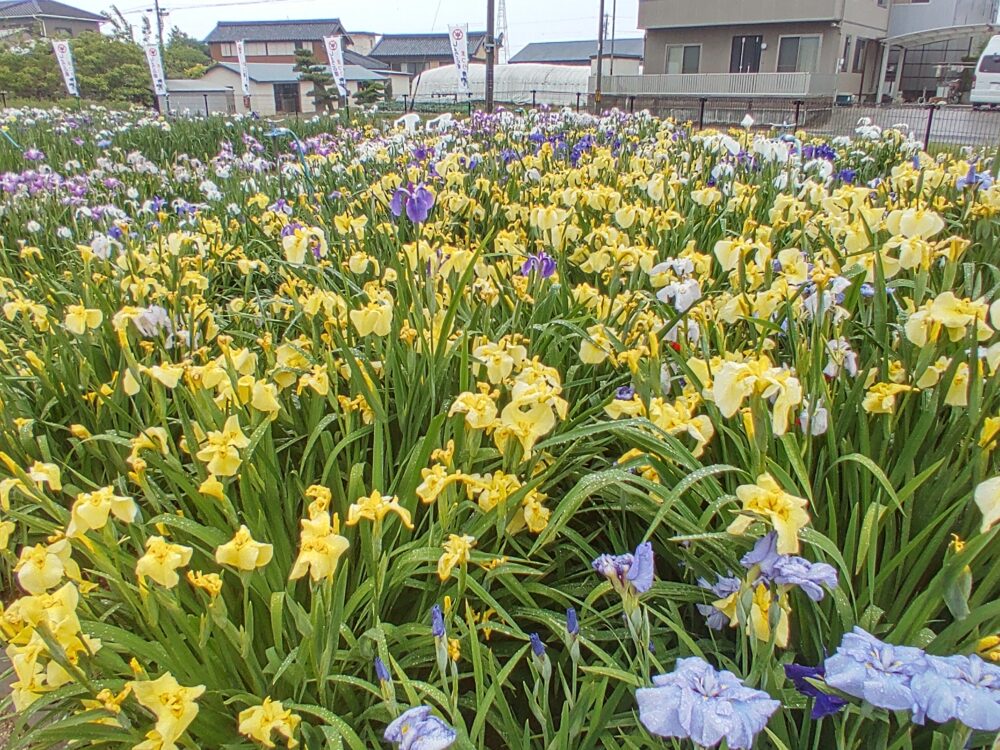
[
  {"x1": 204, "y1": 19, "x2": 351, "y2": 64},
  {"x1": 369, "y1": 31, "x2": 493, "y2": 75},
  {"x1": 0, "y1": 0, "x2": 104, "y2": 40}
]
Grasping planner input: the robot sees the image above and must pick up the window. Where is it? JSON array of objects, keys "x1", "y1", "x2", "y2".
[
  {"x1": 266, "y1": 41, "x2": 295, "y2": 55},
  {"x1": 877, "y1": 0, "x2": 889, "y2": 7},
  {"x1": 853, "y1": 39, "x2": 867, "y2": 73},
  {"x1": 777, "y1": 36, "x2": 820, "y2": 73},
  {"x1": 220, "y1": 42, "x2": 236, "y2": 57},
  {"x1": 246, "y1": 42, "x2": 268, "y2": 55},
  {"x1": 54, "y1": 26, "x2": 72, "y2": 36},
  {"x1": 841, "y1": 34, "x2": 852, "y2": 72},
  {"x1": 294, "y1": 41, "x2": 306, "y2": 50},
  {"x1": 665, "y1": 44, "x2": 700, "y2": 74},
  {"x1": 980, "y1": 54, "x2": 1000, "y2": 73}
]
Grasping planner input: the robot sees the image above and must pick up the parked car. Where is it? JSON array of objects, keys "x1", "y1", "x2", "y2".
[{"x1": 971, "y1": 35, "x2": 1000, "y2": 109}]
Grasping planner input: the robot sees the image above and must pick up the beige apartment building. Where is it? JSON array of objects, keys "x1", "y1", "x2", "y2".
[{"x1": 627, "y1": 0, "x2": 892, "y2": 100}]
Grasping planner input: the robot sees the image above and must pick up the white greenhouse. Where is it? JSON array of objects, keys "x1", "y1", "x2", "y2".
[{"x1": 410, "y1": 64, "x2": 591, "y2": 107}]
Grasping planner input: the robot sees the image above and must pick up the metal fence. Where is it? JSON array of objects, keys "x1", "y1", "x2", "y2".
[
  {"x1": 598, "y1": 96, "x2": 1000, "y2": 152},
  {"x1": 381, "y1": 94, "x2": 1000, "y2": 153}
]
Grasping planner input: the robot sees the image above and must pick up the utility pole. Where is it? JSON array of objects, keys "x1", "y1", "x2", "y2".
[
  {"x1": 485, "y1": 0, "x2": 496, "y2": 113},
  {"x1": 594, "y1": 0, "x2": 605, "y2": 113},
  {"x1": 609, "y1": 0, "x2": 617, "y2": 76}
]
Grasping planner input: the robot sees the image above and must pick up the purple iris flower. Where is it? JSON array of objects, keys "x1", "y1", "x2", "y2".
[
  {"x1": 430, "y1": 605, "x2": 445, "y2": 638},
  {"x1": 520, "y1": 251, "x2": 556, "y2": 278},
  {"x1": 566, "y1": 607, "x2": 579, "y2": 636},
  {"x1": 957, "y1": 164, "x2": 994, "y2": 191},
  {"x1": 375, "y1": 656, "x2": 391, "y2": 683},
  {"x1": 637, "y1": 658, "x2": 780, "y2": 749},
  {"x1": 23, "y1": 148, "x2": 45, "y2": 161},
  {"x1": 384, "y1": 706, "x2": 456, "y2": 750},
  {"x1": 784, "y1": 663, "x2": 848, "y2": 719},
  {"x1": 910, "y1": 654, "x2": 1000, "y2": 730},
  {"x1": 529, "y1": 633, "x2": 546, "y2": 657},
  {"x1": 741, "y1": 533, "x2": 838, "y2": 601},
  {"x1": 593, "y1": 541, "x2": 655, "y2": 594},
  {"x1": 696, "y1": 575, "x2": 741, "y2": 630},
  {"x1": 835, "y1": 168, "x2": 857, "y2": 184},
  {"x1": 390, "y1": 183, "x2": 435, "y2": 224},
  {"x1": 615, "y1": 385, "x2": 635, "y2": 400},
  {"x1": 824, "y1": 628, "x2": 927, "y2": 711}
]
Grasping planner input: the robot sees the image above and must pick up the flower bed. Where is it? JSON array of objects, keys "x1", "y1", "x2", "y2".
[{"x1": 0, "y1": 105, "x2": 998, "y2": 749}]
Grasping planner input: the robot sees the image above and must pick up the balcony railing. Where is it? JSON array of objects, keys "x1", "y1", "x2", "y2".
[{"x1": 591, "y1": 72, "x2": 840, "y2": 98}]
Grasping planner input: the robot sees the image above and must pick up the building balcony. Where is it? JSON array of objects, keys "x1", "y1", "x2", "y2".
[
  {"x1": 637, "y1": 0, "x2": 842, "y2": 29},
  {"x1": 591, "y1": 72, "x2": 842, "y2": 98}
]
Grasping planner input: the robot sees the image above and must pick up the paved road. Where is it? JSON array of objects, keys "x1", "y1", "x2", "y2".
[{"x1": 811, "y1": 104, "x2": 1000, "y2": 147}]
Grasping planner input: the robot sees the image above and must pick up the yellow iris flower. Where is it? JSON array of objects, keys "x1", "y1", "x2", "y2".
[
  {"x1": 215, "y1": 525, "x2": 273, "y2": 571},
  {"x1": 438, "y1": 534, "x2": 476, "y2": 581},
  {"x1": 728, "y1": 473, "x2": 810, "y2": 554},
  {"x1": 238, "y1": 697, "x2": 302, "y2": 748},
  {"x1": 135, "y1": 536, "x2": 193, "y2": 588}
]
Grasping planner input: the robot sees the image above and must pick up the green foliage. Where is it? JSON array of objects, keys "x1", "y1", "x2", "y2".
[
  {"x1": 354, "y1": 80, "x2": 386, "y2": 106},
  {"x1": 294, "y1": 47, "x2": 337, "y2": 113},
  {"x1": 164, "y1": 26, "x2": 212, "y2": 79},
  {"x1": 0, "y1": 31, "x2": 150, "y2": 104},
  {"x1": 0, "y1": 109, "x2": 998, "y2": 750}
]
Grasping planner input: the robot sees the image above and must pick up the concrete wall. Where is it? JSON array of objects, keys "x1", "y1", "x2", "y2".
[
  {"x1": 639, "y1": 0, "x2": 840, "y2": 27},
  {"x1": 644, "y1": 23, "x2": 841, "y2": 75},
  {"x1": 159, "y1": 90, "x2": 236, "y2": 115},
  {"x1": 591, "y1": 56, "x2": 642, "y2": 75}
]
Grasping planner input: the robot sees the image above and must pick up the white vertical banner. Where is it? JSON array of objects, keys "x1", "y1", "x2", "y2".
[
  {"x1": 51, "y1": 39, "x2": 79, "y2": 97},
  {"x1": 447, "y1": 24, "x2": 470, "y2": 95},
  {"x1": 322, "y1": 35, "x2": 349, "y2": 97},
  {"x1": 235, "y1": 39, "x2": 251, "y2": 97},
  {"x1": 143, "y1": 44, "x2": 167, "y2": 97}
]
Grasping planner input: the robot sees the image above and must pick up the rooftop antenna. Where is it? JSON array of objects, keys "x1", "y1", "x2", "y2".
[{"x1": 497, "y1": 0, "x2": 509, "y2": 63}]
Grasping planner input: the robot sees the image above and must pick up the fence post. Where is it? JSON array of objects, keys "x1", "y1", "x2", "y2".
[
  {"x1": 402, "y1": 94, "x2": 409, "y2": 112},
  {"x1": 203, "y1": 93, "x2": 210, "y2": 116},
  {"x1": 531, "y1": 90, "x2": 537, "y2": 108},
  {"x1": 698, "y1": 97, "x2": 707, "y2": 129},
  {"x1": 576, "y1": 92, "x2": 582, "y2": 112},
  {"x1": 793, "y1": 99, "x2": 803, "y2": 129},
  {"x1": 629, "y1": 95, "x2": 635, "y2": 113},
  {"x1": 924, "y1": 103, "x2": 938, "y2": 151},
  {"x1": 468, "y1": 95, "x2": 473, "y2": 116}
]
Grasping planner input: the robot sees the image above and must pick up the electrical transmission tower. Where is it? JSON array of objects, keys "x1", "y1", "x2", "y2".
[{"x1": 496, "y1": 0, "x2": 509, "y2": 63}]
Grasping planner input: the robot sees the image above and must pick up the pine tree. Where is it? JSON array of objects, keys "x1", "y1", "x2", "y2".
[{"x1": 294, "y1": 48, "x2": 337, "y2": 113}]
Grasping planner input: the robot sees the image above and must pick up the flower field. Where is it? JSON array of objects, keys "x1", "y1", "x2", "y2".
[{"x1": 0, "y1": 105, "x2": 999, "y2": 749}]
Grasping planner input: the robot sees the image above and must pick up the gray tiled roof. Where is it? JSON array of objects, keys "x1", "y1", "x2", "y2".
[
  {"x1": 509, "y1": 38, "x2": 644, "y2": 64},
  {"x1": 0, "y1": 0, "x2": 104, "y2": 21},
  {"x1": 212, "y1": 61, "x2": 386, "y2": 83},
  {"x1": 205, "y1": 19, "x2": 347, "y2": 43},
  {"x1": 370, "y1": 32, "x2": 488, "y2": 60}
]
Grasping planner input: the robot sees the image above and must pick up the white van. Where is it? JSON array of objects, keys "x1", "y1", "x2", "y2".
[{"x1": 971, "y1": 35, "x2": 1000, "y2": 109}]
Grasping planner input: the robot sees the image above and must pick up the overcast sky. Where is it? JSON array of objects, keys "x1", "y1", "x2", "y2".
[{"x1": 72, "y1": 0, "x2": 642, "y2": 53}]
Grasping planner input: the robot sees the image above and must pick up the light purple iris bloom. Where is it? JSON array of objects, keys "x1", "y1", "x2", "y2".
[
  {"x1": 521, "y1": 251, "x2": 556, "y2": 278},
  {"x1": 696, "y1": 575, "x2": 741, "y2": 629},
  {"x1": 636, "y1": 657, "x2": 780, "y2": 749},
  {"x1": 384, "y1": 706, "x2": 456, "y2": 750},
  {"x1": 23, "y1": 148, "x2": 45, "y2": 161},
  {"x1": 592, "y1": 541, "x2": 655, "y2": 594},
  {"x1": 741, "y1": 532, "x2": 838, "y2": 601},
  {"x1": 956, "y1": 164, "x2": 994, "y2": 191},
  {"x1": 390, "y1": 183, "x2": 435, "y2": 224},
  {"x1": 824, "y1": 628, "x2": 927, "y2": 711},
  {"x1": 910, "y1": 654, "x2": 1000, "y2": 731}
]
